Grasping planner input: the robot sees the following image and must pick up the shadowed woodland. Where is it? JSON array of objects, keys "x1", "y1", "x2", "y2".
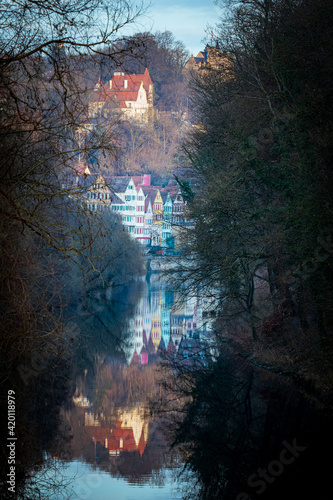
[{"x1": 1, "y1": 0, "x2": 333, "y2": 499}]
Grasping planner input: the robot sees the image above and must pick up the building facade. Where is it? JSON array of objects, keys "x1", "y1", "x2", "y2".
[
  {"x1": 89, "y1": 69, "x2": 154, "y2": 123},
  {"x1": 74, "y1": 170, "x2": 186, "y2": 247}
]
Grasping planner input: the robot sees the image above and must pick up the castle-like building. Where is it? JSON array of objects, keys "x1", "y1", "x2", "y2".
[
  {"x1": 88, "y1": 68, "x2": 154, "y2": 123},
  {"x1": 183, "y1": 43, "x2": 234, "y2": 78}
]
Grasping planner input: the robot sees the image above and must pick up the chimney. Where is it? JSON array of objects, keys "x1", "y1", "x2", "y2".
[
  {"x1": 143, "y1": 174, "x2": 151, "y2": 186},
  {"x1": 109, "y1": 79, "x2": 112, "y2": 89},
  {"x1": 124, "y1": 79, "x2": 128, "y2": 89}
]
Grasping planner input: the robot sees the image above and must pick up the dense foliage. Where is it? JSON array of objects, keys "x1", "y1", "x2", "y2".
[
  {"x1": 166, "y1": 2, "x2": 333, "y2": 495},
  {"x1": 182, "y1": 0, "x2": 333, "y2": 351}
]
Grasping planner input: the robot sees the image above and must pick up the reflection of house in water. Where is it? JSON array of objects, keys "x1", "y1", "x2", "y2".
[
  {"x1": 85, "y1": 411, "x2": 105, "y2": 427},
  {"x1": 73, "y1": 394, "x2": 92, "y2": 407},
  {"x1": 161, "y1": 290, "x2": 173, "y2": 348},
  {"x1": 124, "y1": 274, "x2": 217, "y2": 364},
  {"x1": 170, "y1": 309, "x2": 185, "y2": 350},
  {"x1": 150, "y1": 289, "x2": 162, "y2": 351},
  {"x1": 84, "y1": 406, "x2": 149, "y2": 458}
]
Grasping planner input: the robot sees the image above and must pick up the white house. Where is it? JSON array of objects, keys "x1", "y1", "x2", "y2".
[{"x1": 89, "y1": 69, "x2": 154, "y2": 123}]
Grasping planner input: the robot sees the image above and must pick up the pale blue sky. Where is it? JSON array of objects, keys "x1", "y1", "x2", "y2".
[{"x1": 139, "y1": 0, "x2": 222, "y2": 56}]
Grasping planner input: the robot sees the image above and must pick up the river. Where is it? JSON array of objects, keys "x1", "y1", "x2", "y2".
[
  {"x1": 10, "y1": 259, "x2": 333, "y2": 500},
  {"x1": 36, "y1": 264, "x2": 208, "y2": 500}
]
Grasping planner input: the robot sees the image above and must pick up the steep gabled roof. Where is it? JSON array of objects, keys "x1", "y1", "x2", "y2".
[
  {"x1": 144, "y1": 196, "x2": 152, "y2": 212},
  {"x1": 93, "y1": 70, "x2": 153, "y2": 106},
  {"x1": 110, "y1": 192, "x2": 124, "y2": 204},
  {"x1": 104, "y1": 176, "x2": 133, "y2": 194},
  {"x1": 76, "y1": 173, "x2": 99, "y2": 189},
  {"x1": 142, "y1": 186, "x2": 160, "y2": 204},
  {"x1": 160, "y1": 190, "x2": 171, "y2": 204}
]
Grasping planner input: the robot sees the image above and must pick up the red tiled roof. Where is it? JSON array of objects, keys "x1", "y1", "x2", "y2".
[
  {"x1": 93, "y1": 89, "x2": 139, "y2": 103},
  {"x1": 92, "y1": 70, "x2": 153, "y2": 106}
]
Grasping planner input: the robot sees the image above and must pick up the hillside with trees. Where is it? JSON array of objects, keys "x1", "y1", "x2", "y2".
[{"x1": 82, "y1": 30, "x2": 190, "y2": 182}]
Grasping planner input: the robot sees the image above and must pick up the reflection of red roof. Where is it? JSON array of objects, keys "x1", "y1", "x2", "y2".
[
  {"x1": 140, "y1": 346, "x2": 149, "y2": 364},
  {"x1": 137, "y1": 428, "x2": 147, "y2": 456},
  {"x1": 85, "y1": 421, "x2": 143, "y2": 453},
  {"x1": 132, "y1": 174, "x2": 151, "y2": 187}
]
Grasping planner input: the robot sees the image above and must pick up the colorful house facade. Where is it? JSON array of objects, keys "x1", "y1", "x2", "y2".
[{"x1": 73, "y1": 169, "x2": 186, "y2": 247}]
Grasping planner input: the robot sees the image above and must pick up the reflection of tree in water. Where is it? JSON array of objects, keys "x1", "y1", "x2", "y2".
[
  {"x1": 158, "y1": 344, "x2": 333, "y2": 500},
  {"x1": 0, "y1": 355, "x2": 74, "y2": 499},
  {"x1": 68, "y1": 280, "x2": 145, "y2": 387},
  {"x1": 0, "y1": 276, "x2": 144, "y2": 498}
]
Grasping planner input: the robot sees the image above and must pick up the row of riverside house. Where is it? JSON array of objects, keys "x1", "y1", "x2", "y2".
[{"x1": 71, "y1": 165, "x2": 187, "y2": 248}]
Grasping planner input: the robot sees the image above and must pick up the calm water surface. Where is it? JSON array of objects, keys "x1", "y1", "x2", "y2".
[
  {"x1": 51, "y1": 268, "x2": 203, "y2": 499},
  {"x1": 48, "y1": 460, "x2": 183, "y2": 499}
]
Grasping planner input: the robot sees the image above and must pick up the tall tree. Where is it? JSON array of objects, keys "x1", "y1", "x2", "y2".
[{"x1": 181, "y1": 0, "x2": 333, "y2": 343}]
